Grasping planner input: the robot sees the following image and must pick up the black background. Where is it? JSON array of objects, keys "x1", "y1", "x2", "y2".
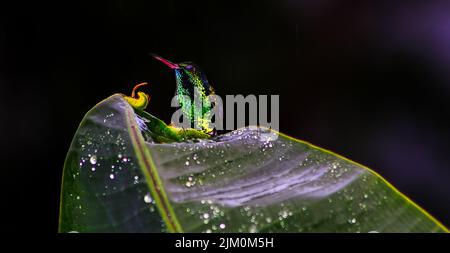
[{"x1": 1, "y1": 0, "x2": 450, "y2": 233}]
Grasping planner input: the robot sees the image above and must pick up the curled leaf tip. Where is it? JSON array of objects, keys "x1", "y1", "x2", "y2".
[
  {"x1": 131, "y1": 82, "x2": 149, "y2": 98},
  {"x1": 124, "y1": 82, "x2": 150, "y2": 110}
]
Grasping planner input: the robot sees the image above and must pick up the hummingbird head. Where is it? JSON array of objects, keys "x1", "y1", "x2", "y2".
[{"x1": 152, "y1": 54, "x2": 213, "y2": 96}]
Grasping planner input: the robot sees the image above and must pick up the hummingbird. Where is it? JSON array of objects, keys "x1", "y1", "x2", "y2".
[{"x1": 152, "y1": 54, "x2": 215, "y2": 133}]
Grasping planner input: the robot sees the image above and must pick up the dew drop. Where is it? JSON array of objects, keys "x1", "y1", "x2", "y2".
[
  {"x1": 348, "y1": 218, "x2": 357, "y2": 224},
  {"x1": 219, "y1": 223, "x2": 226, "y2": 229},
  {"x1": 279, "y1": 210, "x2": 289, "y2": 219},
  {"x1": 203, "y1": 213, "x2": 210, "y2": 219},
  {"x1": 89, "y1": 155, "x2": 97, "y2": 165},
  {"x1": 109, "y1": 174, "x2": 115, "y2": 180},
  {"x1": 144, "y1": 193, "x2": 152, "y2": 203},
  {"x1": 91, "y1": 167, "x2": 96, "y2": 171}
]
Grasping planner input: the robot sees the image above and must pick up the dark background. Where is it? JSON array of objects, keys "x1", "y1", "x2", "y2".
[{"x1": 1, "y1": 1, "x2": 449, "y2": 233}]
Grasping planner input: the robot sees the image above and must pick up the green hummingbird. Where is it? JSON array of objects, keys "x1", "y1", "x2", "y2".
[{"x1": 152, "y1": 54, "x2": 215, "y2": 133}]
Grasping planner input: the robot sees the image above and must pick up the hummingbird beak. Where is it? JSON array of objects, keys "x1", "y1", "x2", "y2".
[{"x1": 151, "y1": 54, "x2": 180, "y2": 69}]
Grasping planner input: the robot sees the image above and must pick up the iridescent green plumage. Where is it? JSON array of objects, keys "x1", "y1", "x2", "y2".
[{"x1": 153, "y1": 55, "x2": 214, "y2": 132}]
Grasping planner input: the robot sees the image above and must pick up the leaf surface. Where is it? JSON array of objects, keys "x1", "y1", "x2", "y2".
[{"x1": 59, "y1": 95, "x2": 448, "y2": 233}]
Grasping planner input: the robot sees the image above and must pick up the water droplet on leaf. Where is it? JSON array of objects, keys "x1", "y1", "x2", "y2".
[
  {"x1": 144, "y1": 193, "x2": 152, "y2": 203},
  {"x1": 89, "y1": 155, "x2": 97, "y2": 165}
]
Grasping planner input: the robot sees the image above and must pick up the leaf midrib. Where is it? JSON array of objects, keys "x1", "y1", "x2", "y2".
[{"x1": 123, "y1": 98, "x2": 183, "y2": 233}]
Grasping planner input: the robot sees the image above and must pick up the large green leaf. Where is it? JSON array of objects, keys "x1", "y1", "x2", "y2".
[{"x1": 59, "y1": 94, "x2": 448, "y2": 233}]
